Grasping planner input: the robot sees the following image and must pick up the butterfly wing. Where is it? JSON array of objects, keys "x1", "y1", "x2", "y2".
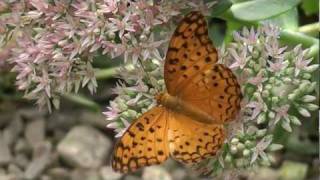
[
  {"x1": 164, "y1": 11, "x2": 242, "y2": 123},
  {"x1": 164, "y1": 11, "x2": 218, "y2": 95},
  {"x1": 181, "y1": 64, "x2": 242, "y2": 123},
  {"x1": 112, "y1": 106, "x2": 169, "y2": 173},
  {"x1": 168, "y1": 110, "x2": 225, "y2": 164}
]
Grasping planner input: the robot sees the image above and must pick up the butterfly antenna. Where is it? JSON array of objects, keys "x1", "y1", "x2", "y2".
[{"x1": 138, "y1": 59, "x2": 161, "y2": 93}]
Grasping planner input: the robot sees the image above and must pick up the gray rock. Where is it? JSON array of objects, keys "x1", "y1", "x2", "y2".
[
  {"x1": 78, "y1": 111, "x2": 106, "y2": 129},
  {"x1": 13, "y1": 153, "x2": 30, "y2": 169},
  {"x1": 24, "y1": 142, "x2": 52, "y2": 179},
  {"x1": 47, "y1": 167, "x2": 70, "y2": 180},
  {"x1": 124, "y1": 175, "x2": 141, "y2": 180},
  {"x1": 14, "y1": 138, "x2": 31, "y2": 154},
  {"x1": 0, "y1": 112, "x2": 17, "y2": 128},
  {"x1": 142, "y1": 166, "x2": 172, "y2": 180},
  {"x1": 47, "y1": 112, "x2": 77, "y2": 131},
  {"x1": 57, "y1": 125, "x2": 111, "y2": 168},
  {"x1": 3, "y1": 116, "x2": 23, "y2": 147},
  {"x1": 7, "y1": 164, "x2": 23, "y2": 178},
  {"x1": 248, "y1": 167, "x2": 279, "y2": 180},
  {"x1": 171, "y1": 168, "x2": 187, "y2": 180},
  {"x1": 25, "y1": 118, "x2": 46, "y2": 149},
  {"x1": 71, "y1": 169, "x2": 101, "y2": 180},
  {"x1": 100, "y1": 166, "x2": 122, "y2": 180},
  {"x1": 18, "y1": 108, "x2": 46, "y2": 120},
  {"x1": 0, "y1": 134, "x2": 12, "y2": 165}
]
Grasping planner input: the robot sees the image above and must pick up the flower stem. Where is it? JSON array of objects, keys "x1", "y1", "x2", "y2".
[
  {"x1": 279, "y1": 30, "x2": 319, "y2": 60},
  {"x1": 62, "y1": 93, "x2": 101, "y2": 112},
  {"x1": 95, "y1": 66, "x2": 118, "y2": 80},
  {"x1": 298, "y1": 23, "x2": 320, "y2": 36}
]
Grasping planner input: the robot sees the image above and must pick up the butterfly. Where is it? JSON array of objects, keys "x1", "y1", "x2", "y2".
[{"x1": 111, "y1": 11, "x2": 242, "y2": 173}]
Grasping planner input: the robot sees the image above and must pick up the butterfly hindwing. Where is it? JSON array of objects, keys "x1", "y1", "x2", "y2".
[
  {"x1": 168, "y1": 110, "x2": 225, "y2": 164},
  {"x1": 112, "y1": 106, "x2": 169, "y2": 173}
]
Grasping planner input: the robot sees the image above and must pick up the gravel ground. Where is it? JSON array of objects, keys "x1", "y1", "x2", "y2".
[{"x1": 0, "y1": 107, "x2": 316, "y2": 180}]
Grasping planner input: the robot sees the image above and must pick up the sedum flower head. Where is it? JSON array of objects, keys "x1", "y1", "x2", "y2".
[{"x1": 0, "y1": 0, "x2": 190, "y2": 111}]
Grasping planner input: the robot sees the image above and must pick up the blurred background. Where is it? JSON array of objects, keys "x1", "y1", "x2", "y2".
[{"x1": 0, "y1": 0, "x2": 319, "y2": 180}]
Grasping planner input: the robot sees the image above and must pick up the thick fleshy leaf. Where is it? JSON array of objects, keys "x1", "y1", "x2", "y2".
[
  {"x1": 230, "y1": 0, "x2": 301, "y2": 21},
  {"x1": 264, "y1": 8, "x2": 298, "y2": 31},
  {"x1": 210, "y1": 0, "x2": 233, "y2": 17}
]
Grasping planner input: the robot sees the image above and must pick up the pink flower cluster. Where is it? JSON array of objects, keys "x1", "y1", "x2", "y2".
[{"x1": 0, "y1": 0, "x2": 193, "y2": 111}]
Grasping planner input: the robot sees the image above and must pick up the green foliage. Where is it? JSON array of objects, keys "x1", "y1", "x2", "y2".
[
  {"x1": 230, "y1": 0, "x2": 301, "y2": 21},
  {"x1": 301, "y1": 0, "x2": 319, "y2": 16}
]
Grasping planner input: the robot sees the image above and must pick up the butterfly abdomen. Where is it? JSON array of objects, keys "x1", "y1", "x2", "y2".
[{"x1": 157, "y1": 92, "x2": 219, "y2": 124}]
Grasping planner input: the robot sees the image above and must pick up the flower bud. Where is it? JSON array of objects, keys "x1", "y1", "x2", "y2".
[
  {"x1": 285, "y1": 67, "x2": 294, "y2": 75},
  {"x1": 257, "y1": 112, "x2": 267, "y2": 124},
  {"x1": 289, "y1": 115, "x2": 301, "y2": 126},
  {"x1": 127, "y1": 109, "x2": 138, "y2": 118},
  {"x1": 265, "y1": 84, "x2": 272, "y2": 90},
  {"x1": 237, "y1": 143, "x2": 245, "y2": 151},
  {"x1": 271, "y1": 96, "x2": 279, "y2": 104},
  {"x1": 245, "y1": 140, "x2": 254, "y2": 148},
  {"x1": 230, "y1": 145, "x2": 238, "y2": 154},
  {"x1": 262, "y1": 90, "x2": 270, "y2": 97},
  {"x1": 281, "y1": 120, "x2": 292, "y2": 132},
  {"x1": 231, "y1": 138, "x2": 239, "y2": 145},
  {"x1": 268, "y1": 111, "x2": 275, "y2": 119},
  {"x1": 283, "y1": 77, "x2": 292, "y2": 83},
  {"x1": 306, "y1": 82, "x2": 317, "y2": 93},
  {"x1": 301, "y1": 95, "x2": 316, "y2": 102},
  {"x1": 225, "y1": 154, "x2": 232, "y2": 163},
  {"x1": 305, "y1": 103, "x2": 319, "y2": 111},
  {"x1": 301, "y1": 73, "x2": 311, "y2": 79},
  {"x1": 305, "y1": 64, "x2": 319, "y2": 73},
  {"x1": 108, "y1": 32, "x2": 116, "y2": 39},
  {"x1": 256, "y1": 129, "x2": 267, "y2": 138},
  {"x1": 243, "y1": 149, "x2": 251, "y2": 157},
  {"x1": 267, "y1": 144, "x2": 283, "y2": 151},
  {"x1": 297, "y1": 107, "x2": 311, "y2": 117}
]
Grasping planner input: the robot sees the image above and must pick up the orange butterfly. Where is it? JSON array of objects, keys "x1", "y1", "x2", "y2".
[{"x1": 111, "y1": 11, "x2": 242, "y2": 173}]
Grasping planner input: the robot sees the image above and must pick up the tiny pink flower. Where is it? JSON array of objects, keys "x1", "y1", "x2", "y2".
[
  {"x1": 229, "y1": 47, "x2": 249, "y2": 69},
  {"x1": 273, "y1": 105, "x2": 290, "y2": 125}
]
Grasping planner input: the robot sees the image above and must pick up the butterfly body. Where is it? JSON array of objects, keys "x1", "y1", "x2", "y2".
[
  {"x1": 156, "y1": 92, "x2": 217, "y2": 124},
  {"x1": 111, "y1": 11, "x2": 242, "y2": 173}
]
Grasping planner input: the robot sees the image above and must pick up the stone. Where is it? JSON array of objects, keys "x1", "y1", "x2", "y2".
[
  {"x1": 14, "y1": 138, "x2": 31, "y2": 154},
  {"x1": 142, "y1": 166, "x2": 172, "y2": 180},
  {"x1": 47, "y1": 112, "x2": 77, "y2": 131},
  {"x1": 25, "y1": 118, "x2": 45, "y2": 149},
  {"x1": 100, "y1": 166, "x2": 122, "y2": 180},
  {"x1": 171, "y1": 168, "x2": 188, "y2": 180},
  {"x1": 71, "y1": 169, "x2": 101, "y2": 180},
  {"x1": 47, "y1": 167, "x2": 70, "y2": 180},
  {"x1": 13, "y1": 154, "x2": 30, "y2": 169},
  {"x1": 248, "y1": 167, "x2": 279, "y2": 180},
  {"x1": 78, "y1": 111, "x2": 107, "y2": 129},
  {"x1": 24, "y1": 142, "x2": 52, "y2": 179},
  {"x1": 57, "y1": 125, "x2": 111, "y2": 168},
  {"x1": 124, "y1": 175, "x2": 141, "y2": 180},
  {"x1": 3, "y1": 116, "x2": 23, "y2": 147},
  {"x1": 18, "y1": 108, "x2": 46, "y2": 120},
  {"x1": 0, "y1": 134, "x2": 12, "y2": 165},
  {"x1": 279, "y1": 161, "x2": 308, "y2": 180},
  {"x1": 7, "y1": 164, "x2": 23, "y2": 178}
]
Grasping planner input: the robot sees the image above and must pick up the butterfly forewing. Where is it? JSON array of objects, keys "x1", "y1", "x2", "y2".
[
  {"x1": 164, "y1": 11, "x2": 242, "y2": 123},
  {"x1": 112, "y1": 106, "x2": 169, "y2": 173},
  {"x1": 164, "y1": 11, "x2": 218, "y2": 95}
]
